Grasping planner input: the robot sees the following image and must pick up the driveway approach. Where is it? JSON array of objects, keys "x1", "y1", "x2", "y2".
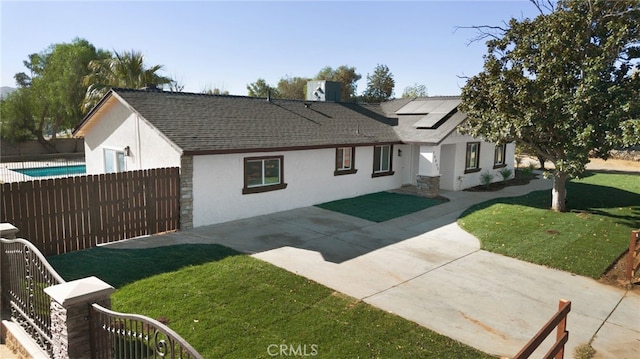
[{"x1": 110, "y1": 176, "x2": 640, "y2": 358}]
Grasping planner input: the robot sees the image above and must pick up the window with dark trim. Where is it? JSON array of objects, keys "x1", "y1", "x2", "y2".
[
  {"x1": 242, "y1": 155, "x2": 287, "y2": 194},
  {"x1": 465, "y1": 142, "x2": 481, "y2": 173},
  {"x1": 372, "y1": 145, "x2": 394, "y2": 177},
  {"x1": 494, "y1": 143, "x2": 507, "y2": 168},
  {"x1": 334, "y1": 147, "x2": 357, "y2": 175}
]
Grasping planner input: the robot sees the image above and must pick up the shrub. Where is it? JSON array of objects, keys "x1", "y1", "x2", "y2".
[
  {"x1": 520, "y1": 163, "x2": 535, "y2": 178},
  {"x1": 480, "y1": 171, "x2": 494, "y2": 189},
  {"x1": 499, "y1": 168, "x2": 513, "y2": 183}
]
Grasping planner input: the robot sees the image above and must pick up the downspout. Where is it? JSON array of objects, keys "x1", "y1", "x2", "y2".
[{"x1": 135, "y1": 114, "x2": 142, "y2": 169}]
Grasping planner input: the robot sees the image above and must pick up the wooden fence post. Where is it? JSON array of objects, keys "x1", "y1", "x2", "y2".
[{"x1": 626, "y1": 230, "x2": 640, "y2": 281}]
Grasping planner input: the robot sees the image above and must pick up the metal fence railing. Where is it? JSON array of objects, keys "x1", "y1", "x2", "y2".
[
  {"x1": 0, "y1": 237, "x2": 67, "y2": 356},
  {"x1": 1, "y1": 234, "x2": 203, "y2": 358},
  {"x1": 90, "y1": 304, "x2": 204, "y2": 359}
]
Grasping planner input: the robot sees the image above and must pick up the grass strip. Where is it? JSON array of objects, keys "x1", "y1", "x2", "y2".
[
  {"x1": 458, "y1": 172, "x2": 640, "y2": 278},
  {"x1": 49, "y1": 245, "x2": 492, "y2": 358},
  {"x1": 316, "y1": 191, "x2": 445, "y2": 222}
]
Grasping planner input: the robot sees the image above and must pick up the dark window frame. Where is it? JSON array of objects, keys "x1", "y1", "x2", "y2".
[
  {"x1": 242, "y1": 155, "x2": 287, "y2": 194},
  {"x1": 372, "y1": 144, "x2": 395, "y2": 178},
  {"x1": 334, "y1": 147, "x2": 358, "y2": 176},
  {"x1": 493, "y1": 143, "x2": 507, "y2": 169},
  {"x1": 465, "y1": 142, "x2": 481, "y2": 174}
]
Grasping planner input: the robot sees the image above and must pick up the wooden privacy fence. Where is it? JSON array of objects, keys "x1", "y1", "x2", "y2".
[
  {"x1": 1, "y1": 167, "x2": 180, "y2": 256},
  {"x1": 512, "y1": 299, "x2": 571, "y2": 359},
  {"x1": 627, "y1": 229, "x2": 640, "y2": 281}
]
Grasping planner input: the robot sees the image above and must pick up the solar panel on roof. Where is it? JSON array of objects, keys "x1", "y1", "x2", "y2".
[
  {"x1": 413, "y1": 113, "x2": 448, "y2": 128},
  {"x1": 412, "y1": 100, "x2": 447, "y2": 114},
  {"x1": 396, "y1": 100, "x2": 431, "y2": 114},
  {"x1": 407, "y1": 99, "x2": 461, "y2": 128}
]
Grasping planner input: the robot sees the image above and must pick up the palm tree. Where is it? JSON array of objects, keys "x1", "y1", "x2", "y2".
[{"x1": 82, "y1": 50, "x2": 173, "y2": 113}]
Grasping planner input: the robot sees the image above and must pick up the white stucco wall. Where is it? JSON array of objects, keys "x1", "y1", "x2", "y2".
[
  {"x1": 439, "y1": 133, "x2": 515, "y2": 190},
  {"x1": 192, "y1": 145, "x2": 408, "y2": 227},
  {"x1": 82, "y1": 101, "x2": 181, "y2": 174},
  {"x1": 409, "y1": 131, "x2": 515, "y2": 191}
]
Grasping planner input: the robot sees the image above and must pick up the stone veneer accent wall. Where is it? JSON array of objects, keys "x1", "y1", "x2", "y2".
[
  {"x1": 180, "y1": 156, "x2": 194, "y2": 230},
  {"x1": 417, "y1": 175, "x2": 440, "y2": 198}
]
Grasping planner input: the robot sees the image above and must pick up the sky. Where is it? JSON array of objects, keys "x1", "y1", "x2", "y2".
[{"x1": 1, "y1": 0, "x2": 542, "y2": 97}]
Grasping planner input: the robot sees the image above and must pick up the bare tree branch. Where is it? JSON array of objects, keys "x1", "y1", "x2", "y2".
[
  {"x1": 529, "y1": 0, "x2": 555, "y2": 15},
  {"x1": 454, "y1": 25, "x2": 508, "y2": 45}
]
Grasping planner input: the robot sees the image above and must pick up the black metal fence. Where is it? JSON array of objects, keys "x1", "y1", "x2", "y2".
[
  {"x1": 0, "y1": 237, "x2": 66, "y2": 355},
  {"x1": 90, "y1": 304, "x2": 204, "y2": 359}
]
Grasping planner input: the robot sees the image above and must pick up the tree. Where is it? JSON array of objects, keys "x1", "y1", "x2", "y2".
[
  {"x1": 246, "y1": 78, "x2": 278, "y2": 98},
  {"x1": 1, "y1": 38, "x2": 106, "y2": 150},
  {"x1": 362, "y1": 64, "x2": 395, "y2": 102},
  {"x1": 276, "y1": 76, "x2": 309, "y2": 99},
  {"x1": 202, "y1": 87, "x2": 229, "y2": 95},
  {"x1": 402, "y1": 83, "x2": 428, "y2": 98},
  {"x1": 459, "y1": 0, "x2": 640, "y2": 212},
  {"x1": 315, "y1": 65, "x2": 361, "y2": 102},
  {"x1": 82, "y1": 50, "x2": 173, "y2": 112}
]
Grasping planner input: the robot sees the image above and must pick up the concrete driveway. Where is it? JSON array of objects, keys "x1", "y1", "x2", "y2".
[{"x1": 110, "y1": 176, "x2": 640, "y2": 358}]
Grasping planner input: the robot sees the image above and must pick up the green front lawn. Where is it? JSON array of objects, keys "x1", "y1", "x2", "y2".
[
  {"x1": 458, "y1": 172, "x2": 640, "y2": 278},
  {"x1": 316, "y1": 191, "x2": 446, "y2": 222},
  {"x1": 49, "y1": 245, "x2": 493, "y2": 358}
]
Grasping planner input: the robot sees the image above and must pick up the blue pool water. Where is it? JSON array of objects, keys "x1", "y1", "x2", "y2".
[{"x1": 14, "y1": 165, "x2": 86, "y2": 177}]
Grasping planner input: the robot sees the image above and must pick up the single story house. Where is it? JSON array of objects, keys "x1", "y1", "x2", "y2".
[{"x1": 73, "y1": 85, "x2": 514, "y2": 229}]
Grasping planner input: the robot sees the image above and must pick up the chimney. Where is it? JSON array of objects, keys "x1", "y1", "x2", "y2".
[
  {"x1": 140, "y1": 84, "x2": 159, "y2": 91},
  {"x1": 306, "y1": 80, "x2": 341, "y2": 102}
]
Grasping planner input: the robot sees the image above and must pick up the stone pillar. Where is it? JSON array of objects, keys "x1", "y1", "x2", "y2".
[
  {"x1": 180, "y1": 156, "x2": 194, "y2": 230},
  {"x1": 43, "y1": 276, "x2": 114, "y2": 359},
  {"x1": 0, "y1": 223, "x2": 19, "y2": 239},
  {"x1": 417, "y1": 175, "x2": 440, "y2": 198}
]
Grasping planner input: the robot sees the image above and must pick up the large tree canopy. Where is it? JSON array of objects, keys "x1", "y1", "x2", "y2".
[
  {"x1": 315, "y1": 65, "x2": 361, "y2": 102},
  {"x1": 246, "y1": 78, "x2": 278, "y2": 98},
  {"x1": 362, "y1": 64, "x2": 395, "y2": 103},
  {"x1": 402, "y1": 83, "x2": 428, "y2": 98},
  {"x1": 276, "y1": 76, "x2": 309, "y2": 100},
  {"x1": 459, "y1": 0, "x2": 640, "y2": 212},
  {"x1": 82, "y1": 50, "x2": 173, "y2": 112},
  {"x1": 1, "y1": 38, "x2": 107, "y2": 150}
]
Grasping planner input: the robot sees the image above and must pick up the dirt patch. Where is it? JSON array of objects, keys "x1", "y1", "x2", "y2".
[
  {"x1": 599, "y1": 253, "x2": 639, "y2": 291},
  {"x1": 464, "y1": 172, "x2": 536, "y2": 192}
]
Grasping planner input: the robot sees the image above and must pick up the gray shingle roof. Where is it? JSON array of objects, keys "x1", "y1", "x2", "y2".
[
  {"x1": 377, "y1": 96, "x2": 467, "y2": 145},
  {"x1": 109, "y1": 89, "x2": 402, "y2": 154}
]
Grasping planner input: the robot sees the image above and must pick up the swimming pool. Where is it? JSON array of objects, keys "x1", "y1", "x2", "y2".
[{"x1": 14, "y1": 165, "x2": 87, "y2": 177}]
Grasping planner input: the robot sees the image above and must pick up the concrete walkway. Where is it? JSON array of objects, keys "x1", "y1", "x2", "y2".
[{"x1": 108, "y1": 175, "x2": 640, "y2": 358}]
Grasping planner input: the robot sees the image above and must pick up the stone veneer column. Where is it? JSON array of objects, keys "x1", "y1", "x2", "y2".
[
  {"x1": 43, "y1": 276, "x2": 115, "y2": 359},
  {"x1": 416, "y1": 175, "x2": 440, "y2": 198},
  {"x1": 180, "y1": 156, "x2": 194, "y2": 230}
]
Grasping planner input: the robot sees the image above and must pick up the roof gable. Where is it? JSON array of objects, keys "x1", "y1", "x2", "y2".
[{"x1": 381, "y1": 96, "x2": 468, "y2": 145}]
